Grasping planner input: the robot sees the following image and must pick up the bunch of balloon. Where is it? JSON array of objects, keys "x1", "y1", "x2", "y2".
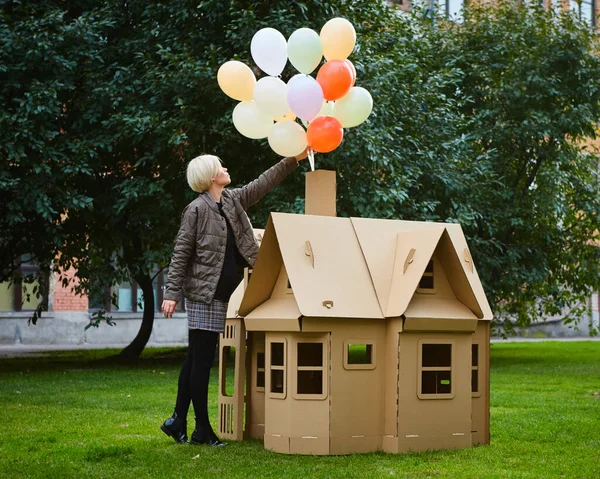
[{"x1": 217, "y1": 18, "x2": 373, "y2": 171}]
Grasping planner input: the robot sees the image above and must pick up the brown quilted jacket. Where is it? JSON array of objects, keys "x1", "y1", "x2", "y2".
[{"x1": 164, "y1": 156, "x2": 298, "y2": 303}]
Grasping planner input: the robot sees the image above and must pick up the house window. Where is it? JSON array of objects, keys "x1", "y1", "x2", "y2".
[
  {"x1": 0, "y1": 255, "x2": 48, "y2": 312},
  {"x1": 343, "y1": 340, "x2": 377, "y2": 370},
  {"x1": 293, "y1": 340, "x2": 327, "y2": 400},
  {"x1": 268, "y1": 340, "x2": 286, "y2": 399},
  {"x1": 418, "y1": 341, "x2": 454, "y2": 399},
  {"x1": 472, "y1": 343, "x2": 481, "y2": 397},
  {"x1": 570, "y1": 0, "x2": 596, "y2": 27},
  {"x1": 256, "y1": 351, "x2": 265, "y2": 391},
  {"x1": 417, "y1": 260, "x2": 435, "y2": 294}
]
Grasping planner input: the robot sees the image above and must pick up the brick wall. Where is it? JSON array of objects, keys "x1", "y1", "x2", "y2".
[{"x1": 52, "y1": 268, "x2": 88, "y2": 311}]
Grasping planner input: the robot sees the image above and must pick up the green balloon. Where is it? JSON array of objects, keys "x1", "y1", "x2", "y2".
[
  {"x1": 333, "y1": 87, "x2": 373, "y2": 128},
  {"x1": 288, "y1": 28, "x2": 323, "y2": 75}
]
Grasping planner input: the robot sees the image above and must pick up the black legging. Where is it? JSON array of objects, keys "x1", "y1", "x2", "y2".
[{"x1": 174, "y1": 329, "x2": 219, "y2": 432}]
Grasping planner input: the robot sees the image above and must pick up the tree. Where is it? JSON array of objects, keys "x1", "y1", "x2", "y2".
[
  {"x1": 2, "y1": 0, "x2": 599, "y2": 355},
  {"x1": 435, "y1": 3, "x2": 600, "y2": 333}
]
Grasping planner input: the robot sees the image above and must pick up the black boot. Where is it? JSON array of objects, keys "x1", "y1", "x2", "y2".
[
  {"x1": 160, "y1": 412, "x2": 188, "y2": 444},
  {"x1": 190, "y1": 421, "x2": 227, "y2": 447}
]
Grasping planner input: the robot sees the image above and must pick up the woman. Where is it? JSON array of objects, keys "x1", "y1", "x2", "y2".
[{"x1": 160, "y1": 151, "x2": 304, "y2": 446}]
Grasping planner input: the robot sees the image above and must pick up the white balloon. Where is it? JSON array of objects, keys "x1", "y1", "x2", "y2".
[
  {"x1": 288, "y1": 28, "x2": 323, "y2": 74},
  {"x1": 268, "y1": 120, "x2": 308, "y2": 157},
  {"x1": 232, "y1": 101, "x2": 274, "y2": 139},
  {"x1": 251, "y1": 28, "x2": 288, "y2": 76},
  {"x1": 253, "y1": 76, "x2": 289, "y2": 117}
]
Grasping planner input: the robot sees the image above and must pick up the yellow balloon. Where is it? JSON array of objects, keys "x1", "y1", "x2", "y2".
[
  {"x1": 320, "y1": 18, "x2": 356, "y2": 61},
  {"x1": 274, "y1": 110, "x2": 297, "y2": 122},
  {"x1": 217, "y1": 61, "x2": 256, "y2": 101}
]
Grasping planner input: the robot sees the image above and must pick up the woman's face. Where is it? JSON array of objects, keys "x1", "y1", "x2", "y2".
[{"x1": 213, "y1": 166, "x2": 231, "y2": 187}]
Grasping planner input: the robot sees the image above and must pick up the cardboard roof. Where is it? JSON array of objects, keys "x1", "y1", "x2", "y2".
[
  {"x1": 239, "y1": 213, "x2": 384, "y2": 319},
  {"x1": 238, "y1": 214, "x2": 493, "y2": 321},
  {"x1": 351, "y1": 217, "x2": 493, "y2": 320},
  {"x1": 226, "y1": 228, "x2": 264, "y2": 319}
]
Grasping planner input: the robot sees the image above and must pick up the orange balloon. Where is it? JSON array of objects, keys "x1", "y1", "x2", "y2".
[
  {"x1": 345, "y1": 59, "x2": 356, "y2": 87},
  {"x1": 307, "y1": 116, "x2": 344, "y2": 153},
  {"x1": 316, "y1": 60, "x2": 353, "y2": 101}
]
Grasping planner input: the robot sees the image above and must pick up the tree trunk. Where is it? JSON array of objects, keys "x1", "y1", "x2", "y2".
[{"x1": 119, "y1": 273, "x2": 154, "y2": 360}]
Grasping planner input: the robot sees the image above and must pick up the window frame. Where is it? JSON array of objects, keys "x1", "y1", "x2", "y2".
[
  {"x1": 0, "y1": 256, "x2": 48, "y2": 312},
  {"x1": 471, "y1": 343, "x2": 481, "y2": 398},
  {"x1": 416, "y1": 259, "x2": 436, "y2": 294},
  {"x1": 417, "y1": 339, "x2": 455, "y2": 400},
  {"x1": 267, "y1": 338, "x2": 287, "y2": 399},
  {"x1": 292, "y1": 338, "x2": 328, "y2": 401},
  {"x1": 255, "y1": 348, "x2": 265, "y2": 393},
  {"x1": 343, "y1": 340, "x2": 377, "y2": 370}
]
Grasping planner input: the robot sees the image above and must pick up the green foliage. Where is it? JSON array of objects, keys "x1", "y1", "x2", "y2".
[
  {"x1": 435, "y1": 3, "x2": 600, "y2": 332},
  {"x1": 1, "y1": 0, "x2": 600, "y2": 337}
]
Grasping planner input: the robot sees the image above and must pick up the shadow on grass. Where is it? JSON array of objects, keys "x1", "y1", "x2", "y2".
[{"x1": 0, "y1": 347, "x2": 189, "y2": 374}]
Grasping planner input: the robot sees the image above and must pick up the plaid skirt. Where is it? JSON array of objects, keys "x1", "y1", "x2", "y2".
[{"x1": 185, "y1": 299, "x2": 228, "y2": 333}]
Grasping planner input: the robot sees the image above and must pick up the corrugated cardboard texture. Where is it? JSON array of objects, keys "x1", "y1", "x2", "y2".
[
  {"x1": 396, "y1": 332, "x2": 473, "y2": 452},
  {"x1": 351, "y1": 217, "x2": 446, "y2": 315},
  {"x1": 471, "y1": 321, "x2": 490, "y2": 445},
  {"x1": 217, "y1": 318, "x2": 246, "y2": 440},
  {"x1": 227, "y1": 228, "x2": 264, "y2": 319},
  {"x1": 386, "y1": 229, "x2": 445, "y2": 316},
  {"x1": 239, "y1": 218, "x2": 283, "y2": 316},
  {"x1": 305, "y1": 170, "x2": 336, "y2": 217},
  {"x1": 271, "y1": 213, "x2": 383, "y2": 319},
  {"x1": 404, "y1": 296, "x2": 478, "y2": 320},
  {"x1": 245, "y1": 331, "x2": 266, "y2": 440},
  {"x1": 329, "y1": 321, "x2": 386, "y2": 440},
  {"x1": 444, "y1": 225, "x2": 494, "y2": 320}
]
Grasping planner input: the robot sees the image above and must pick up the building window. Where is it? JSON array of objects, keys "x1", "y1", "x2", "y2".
[
  {"x1": 0, "y1": 255, "x2": 48, "y2": 312},
  {"x1": 343, "y1": 340, "x2": 377, "y2": 370},
  {"x1": 437, "y1": 0, "x2": 465, "y2": 19},
  {"x1": 256, "y1": 350, "x2": 265, "y2": 391},
  {"x1": 570, "y1": 0, "x2": 596, "y2": 27},
  {"x1": 472, "y1": 343, "x2": 481, "y2": 397},
  {"x1": 417, "y1": 260, "x2": 436, "y2": 294},
  {"x1": 293, "y1": 340, "x2": 327, "y2": 400},
  {"x1": 89, "y1": 268, "x2": 183, "y2": 313},
  {"x1": 268, "y1": 339, "x2": 287, "y2": 399},
  {"x1": 418, "y1": 341, "x2": 455, "y2": 399}
]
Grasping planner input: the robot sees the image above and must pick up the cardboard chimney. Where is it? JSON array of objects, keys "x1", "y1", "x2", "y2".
[{"x1": 218, "y1": 170, "x2": 491, "y2": 455}]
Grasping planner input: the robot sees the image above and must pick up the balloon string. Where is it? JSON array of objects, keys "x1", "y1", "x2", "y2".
[{"x1": 308, "y1": 148, "x2": 315, "y2": 172}]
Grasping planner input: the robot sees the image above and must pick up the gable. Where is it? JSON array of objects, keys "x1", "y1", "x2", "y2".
[
  {"x1": 270, "y1": 213, "x2": 383, "y2": 319},
  {"x1": 386, "y1": 228, "x2": 445, "y2": 317},
  {"x1": 440, "y1": 225, "x2": 493, "y2": 320},
  {"x1": 238, "y1": 218, "x2": 283, "y2": 316},
  {"x1": 351, "y1": 217, "x2": 492, "y2": 320}
]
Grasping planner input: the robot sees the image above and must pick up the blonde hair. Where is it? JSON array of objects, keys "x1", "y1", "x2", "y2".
[{"x1": 186, "y1": 154, "x2": 222, "y2": 192}]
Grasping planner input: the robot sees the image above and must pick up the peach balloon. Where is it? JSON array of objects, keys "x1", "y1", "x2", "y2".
[
  {"x1": 345, "y1": 59, "x2": 357, "y2": 87},
  {"x1": 307, "y1": 116, "x2": 343, "y2": 153},
  {"x1": 316, "y1": 60, "x2": 353, "y2": 101},
  {"x1": 320, "y1": 17, "x2": 356, "y2": 61}
]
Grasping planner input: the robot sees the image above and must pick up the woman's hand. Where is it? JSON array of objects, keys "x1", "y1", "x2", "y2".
[{"x1": 162, "y1": 300, "x2": 178, "y2": 318}]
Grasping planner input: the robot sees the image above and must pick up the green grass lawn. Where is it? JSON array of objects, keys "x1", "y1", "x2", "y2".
[{"x1": 0, "y1": 342, "x2": 598, "y2": 479}]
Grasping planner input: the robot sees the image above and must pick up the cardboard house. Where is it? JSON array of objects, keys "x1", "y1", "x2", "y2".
[{"x1": 217, "y1": 171, "x2": 492, "y2": 455}]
